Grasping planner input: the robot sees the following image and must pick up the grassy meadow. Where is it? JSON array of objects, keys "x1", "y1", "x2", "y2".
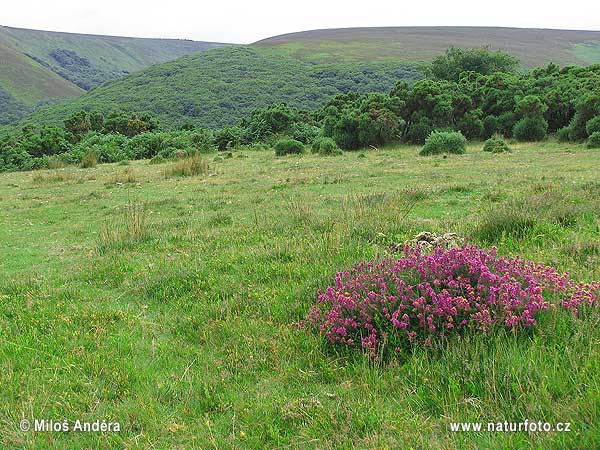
[{"x1": 1, "y1": 142, "x2": 599, "y2": 448}]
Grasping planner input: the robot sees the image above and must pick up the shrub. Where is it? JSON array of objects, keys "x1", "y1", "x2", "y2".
[
  {"x1": 163, "y1": 153, "x2": 208, "y2": 177},
  {"x1": 420, "y1": 131, "x2": 466, "y2": 156},
  {"x1": 149, "y1": 155, "x2": 166, "y2": 165},
  {"x1": 513, "y1": 117, "x2": 548, "y2": 142},
  {"x1": 587, "y1": 132, "x2": 600, "y2": 149},
  {"x1": 312, "y1": 137, "x2": 343, "y2": 156},
  {"x1": 483, "y1": 134, "x2": 511, "y2": 153},
  {"x1": 586, "y1": 116, "x2": 600, "y2": 135},
  {"x1": 300, "y1": 245, "x2": 599, "y2": 356},
  {"x1": 80, "y1": 152, "x2": 98, "y2": 168},
  {"x1": 274, "y1": 139, "x2": 305, "y2": 156},
  {"x1": 557, "y1": 126, "x2": 572, "y2": 142},
  {"x1": 291, "y1": 122, "x2": 320, "y2": 144},
  {"x1": 214, "y1": 126, "x2": 242, "y2": 151},
  {"x1": 483, "y1": 115, "x2": 500, "y2": 138},
  {"x1": 404, "y1": 117, "x2": 432, "y2": 144}
]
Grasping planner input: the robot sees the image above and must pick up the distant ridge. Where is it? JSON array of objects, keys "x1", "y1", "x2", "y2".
[
  {"x1": 0, "y1": 25, "x2": 230, "y2": 124},
  {"x1": 254, "y1": 26, "x2": 600, "y2": 67}
]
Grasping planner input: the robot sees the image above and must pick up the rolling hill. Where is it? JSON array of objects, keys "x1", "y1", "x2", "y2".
[
  {"x1": 254, "y1": 26, "x2": 600, "y2": 67},
  {"x1": 17, "y1": 46, "x2": 422, "y2": 130},
  {"x1": 0, "y1": 25, "x2": 228, "y2": 124}
]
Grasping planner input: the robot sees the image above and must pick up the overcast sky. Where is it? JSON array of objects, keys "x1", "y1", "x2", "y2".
[{"x1": 2, "y1": 0, "x2": 600, "y2": 43}]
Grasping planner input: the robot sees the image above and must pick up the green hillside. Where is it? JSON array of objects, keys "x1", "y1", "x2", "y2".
[
  {"x1": 20, "y1": 46, "x2": 422, "y2": 130},
  {"x1": 254, "y1": 26, "x2": 600, "y2": 67},
  {"x1": 0, "y1": 25, "x2": 228, "y2": 124}
]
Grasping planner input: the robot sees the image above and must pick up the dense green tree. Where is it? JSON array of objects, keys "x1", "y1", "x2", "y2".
[
  {"x1": 64, "y1": 111, "x2": 91, "y2": 141},
  {"x1": 429, "y1": 47, "x2": 519, "y2": 81}
]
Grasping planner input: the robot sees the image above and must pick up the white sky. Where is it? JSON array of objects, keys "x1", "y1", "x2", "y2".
[{"x1": 2, "y1": 0, "x2": 600, "y2": 44}]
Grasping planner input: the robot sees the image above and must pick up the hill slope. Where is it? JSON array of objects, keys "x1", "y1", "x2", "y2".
[
  {"x1": 0, "y1": 25, "x2": 228, "y2": 124},
  {"x1": 254, "y1": 26, "x2": 600, "y2": 67},
  {"x1": 20, "y1": 46, "x2": 422, "y2": 130}
]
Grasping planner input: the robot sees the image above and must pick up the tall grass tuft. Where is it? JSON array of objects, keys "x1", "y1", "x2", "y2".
[
  {"x1": 32, "y1": 170, "x2": 74, "y2": 184},
  {"x1": 98, "y1": 202, "x2": 149, "y2": 252},
  {"x1": 109, "y1": 167, "x2": 137, "y2": 184},
  {"x1": 80, "y1": 152, "x2": 98, "y2": 169},
  {"x1": 163, "y1": 153, "x2": 208, "y2": 178}
]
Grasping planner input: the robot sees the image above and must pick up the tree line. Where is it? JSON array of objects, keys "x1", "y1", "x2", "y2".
[{"x1": 1, "y1": 48, "x2": 599, "y2": 171}]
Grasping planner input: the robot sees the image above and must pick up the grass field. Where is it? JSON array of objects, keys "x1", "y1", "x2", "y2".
[{"x1": 1, "y1": 142, "x2": 599, "y2": 448}]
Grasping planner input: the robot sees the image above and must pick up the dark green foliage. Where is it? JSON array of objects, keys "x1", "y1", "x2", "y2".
[
  {"x1": 587, "y1": 131, "x2": 600, "y2": 148},
  {"x1": 290, "y1": 121, "x2": 319, "y2": 144},
  {"x1": 214, "y1": 126, "x2": 242, "y2": 151},
  {"x1": 566, "y1": 95, "x2": 600, "y2": 141},
  {"x1": 512, "y1": 95, "x2": 548, "y2": 141},
  {"x1": 429, "y1": 47, "x2": 519, "y2": 81},
  {"x1": 513, "y1": 118, "x2": 548, "y2": 142},
  {"x1": 483, "y1": 115, "x2": 500, "y2": 138},
  {"x1": 483, "y1": 134, "x2": 511, "y2": 153},
  {"x1": 312, "y1": 137, "x2": 343, "y2": 155},
  {"x1": 0, "y1": 87, "x2": 30, "y2": 125},
  {"x1": 241, "y1": 103, "x2": 298, "y2": 144},
  {"x1": 64, "y1": 111, "x2": 91, "y2": 141},
  {"x1": 585, "y1": 116, "x2": 600, "y2": 135},
  {"x1": 515, "y1": 95, "x2": 548, "y2": 119},
  {"x1": 456, "y1": 108, "x2": 484, "y2": 140},
  {"x1": 320, "y1": 93, "x2": 404, "y2": 149},
  {"x1": 557, "y1": 126, "x2": 573, "y2": 142},
  {"x1": 18, "y1": 47, "x2": 421, "y2": 130},
  {"x1": 420, "y1": 131, "x2": 466, "y2": 156},
  {"x1": 274, "y1": 138, "x2": 305, "y2": 156},
  {"x1": 103, "y1": 111, "x2": 157, "y2": 137}
]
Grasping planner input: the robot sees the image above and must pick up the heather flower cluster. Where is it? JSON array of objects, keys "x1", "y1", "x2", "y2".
[{"x1": 302, "y1": 245, "x2": 599, "y2": 356}]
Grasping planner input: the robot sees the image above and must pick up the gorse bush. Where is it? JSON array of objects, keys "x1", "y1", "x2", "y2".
[
  {"x1": 420, "y1": 131, "x2": 466, "y2": 156},
  {"x1": 312, "y1": 137, "x2": 343, "y2": 156},
  {"x1": 274, "y1": 139, "x2": 305, "y2": 156},
  {"x1": 483, "y1": 134, "x2": 511, "y2": 153},
  {"x1": 513, "y1": 117, "x2": 548, "y2": 142},
  {"x1": 301, "y1": 246, "x2": 600, "y2": 357},
  {"x1": 587, "y1": 132, "x2": 600, "y2": 149},
  {"x1": 586, "y1": 117, "x2": 600, "y2": 136}
]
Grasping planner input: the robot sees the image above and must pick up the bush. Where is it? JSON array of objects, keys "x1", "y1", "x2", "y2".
[
  {"x1": 483, "y1": 134, "x2": 511, "y2": 153},
  {"x1": 312, "y1": 137, "x2": 343, "y2": 156},
  {"x1": 301, "y1": 246, "x2": 599, "y2": 356},
  {"x1": 587, "y1": 132, "x2": 600, "y2": 149},
  {"x1": 291, "y1": 122, "x2": 319, "y2": 144},
  {"x1": 404, "y1": 117, "x2": 433, "y2": 144},
  {"x1": 420, "y1": 131, "x2": 466, "y2": 156},
  {"x1": 214, "y1": 126, "x2": 242, "y2": 151},
  {"x1": 586, "y1": 116, "x2": 600, "y2": 135},
  {"x1": 557, "y1": 126, "x2": 572, "y2": 142},
  {"x1": 274, "y1": 139, "x2": 305, "y2": 156},
  {"x1": 513, "y1": 117, "x2": 548, "y2": 142}
]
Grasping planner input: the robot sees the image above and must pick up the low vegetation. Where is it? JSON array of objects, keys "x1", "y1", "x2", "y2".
[
  {"x1": 163, "y1": 153, "x2": 209, "y2": 177},
  {"x1": 1, "y1": 142, "x2": 598, "y2": 448},
  {"x1": 419, "y1": 130, "x2": 467, "y2": 155},
  {"x1": 483, "y1": 134, "x2": 511, "y2": 153}
]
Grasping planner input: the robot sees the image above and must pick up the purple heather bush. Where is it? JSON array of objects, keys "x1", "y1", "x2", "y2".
[{"x1": 301, "y1": 245, "x2": 599, "y2": 356}]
